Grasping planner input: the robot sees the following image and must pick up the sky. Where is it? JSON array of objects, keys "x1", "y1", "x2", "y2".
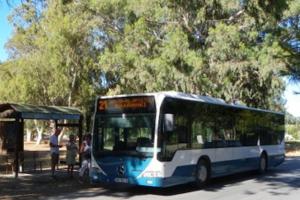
[
  {"x1": 284, "y1": 81, "x2": 300, "y2": 117},
  {"x1": 0, "y1": 2, "x2": 13, "y2": 62},
  {"x1": 0, "y1": 3, "x2": 300, "y2": 117}
]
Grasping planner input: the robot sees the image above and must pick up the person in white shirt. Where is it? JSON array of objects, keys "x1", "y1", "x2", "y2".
[{"x1": 50, "y1": 128, "x2": 62, "y2": 177}]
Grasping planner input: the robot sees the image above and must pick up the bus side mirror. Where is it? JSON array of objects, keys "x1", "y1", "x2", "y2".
[{"x1": 164, "y1": 114, "x2": 174, "y2": 132}]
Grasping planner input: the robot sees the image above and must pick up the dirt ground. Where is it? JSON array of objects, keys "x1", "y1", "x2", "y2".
[
  {"x1": 0, "y1": 167, "x2": 103, "y2": 200},
  {"x1": 24, "y1": 139, "x2": 71, "y2": 151},
  {"x1": 24, "y1": 141, "x2": 50, "y2": 151},
  {"x1": 285, "y1": 150, "x2": 300, "y2": 157}
]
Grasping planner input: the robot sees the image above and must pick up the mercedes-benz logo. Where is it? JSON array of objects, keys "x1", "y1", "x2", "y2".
[{"x1": 117, "y1": 165, "x2": 125, "y2": 176}]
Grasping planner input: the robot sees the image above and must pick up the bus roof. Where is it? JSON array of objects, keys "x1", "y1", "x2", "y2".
[{"x1": 97, "y1": 91, "x2": 284, "y2": 116}]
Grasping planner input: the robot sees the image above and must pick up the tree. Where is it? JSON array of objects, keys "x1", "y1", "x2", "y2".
[
  {"x1": 97, "y1": 0, "x2": 288, "y2": 110},
  {"x1": 1, "y1": 0, "x2": 105, "y2": 117},
  {"x1": 0, "y1": 0, "x2": 292, "y2": 117},
  {"x1": 281, "y1": 0, "x2": 300, "y2": 84}
]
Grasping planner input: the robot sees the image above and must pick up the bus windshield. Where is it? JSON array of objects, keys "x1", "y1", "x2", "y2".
[{"x1": 93, "y1": 113, "x2": 156, "y2": 157}]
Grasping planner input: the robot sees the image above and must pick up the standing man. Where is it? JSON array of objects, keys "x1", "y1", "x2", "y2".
[{"x1": 50, "y1": 128, "x2": 62, "y2": 178}]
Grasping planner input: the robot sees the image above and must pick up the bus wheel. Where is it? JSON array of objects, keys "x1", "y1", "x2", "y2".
[
  {"x1": 258, "y1": 153, "x2": 268, "y2": 174},
  {"x1": 195, "y1": 159, "x2": 210, "y2": 188}
]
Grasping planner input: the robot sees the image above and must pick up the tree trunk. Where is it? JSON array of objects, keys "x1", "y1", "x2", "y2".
[
  {"x1": 26, "y1": 128, "x2": 32, "y2": 142},
  {"x1": 58, "y1": 67, "x2": 77, "y2": 143},
  {"x1": 35, "y1": 127, "x2": 43, "y2": 145},
  {"x1": 58, "y1": 126, "x2": 66, "y2": 143},
  {"x1": 34, "y1": 120, "x2": 44, "y2": 145}
]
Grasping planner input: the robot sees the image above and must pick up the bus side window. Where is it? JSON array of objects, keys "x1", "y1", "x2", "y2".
[
  {"x1": 136, "y1": 137, "x2": 152, "y2": 147},
  {"x1": 191, "y1": 120, "x2": 204, "y2": 149},
  {"x1": 177, "y1": 125, "x2": 188, "y2": 149},
  {"x1": 203, "y1": 127, "x2": 214, "y2": 148},
  {"x1": 212, "y1": 129, "x2": 226, "y2": 148},
  {"x1": 177, "y1": 126, "x2": 188, "y2": 143}
]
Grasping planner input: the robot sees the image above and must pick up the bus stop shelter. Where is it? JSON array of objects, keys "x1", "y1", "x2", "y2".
[{"x1": 0, "y1": 103, "x2": 83, "y2": 178}]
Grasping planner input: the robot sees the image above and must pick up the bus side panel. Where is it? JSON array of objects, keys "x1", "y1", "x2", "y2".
[
  {"x1": 211, "y1": 147, "x2": 233, "y2": 177},
  {"x1": 158, "y1": 149, "x2": 215, "y2": 186},
  {"x1": 210, "y1": 146, "x2": 260, "y2": 177},
  {"x1": 126, "y1": 145, "x2": 284, "y2": 187},
  {"x1": 261, "y1": 144, "x2": 285, "y2": 167},
  {"x1": 231, "y1": 146, "x2": 260, "y2": 173},
  {"x1": 158, "y1": 147, "x2": 261, "y2": 185}
]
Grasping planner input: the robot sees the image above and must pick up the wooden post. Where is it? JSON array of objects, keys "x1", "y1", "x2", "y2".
[
  {"x1": 14, "y1": 118, "x2": 22, "y2": 178},
  {"x1": 19, "y1": 119, "x2": 24, "y2": 173}
]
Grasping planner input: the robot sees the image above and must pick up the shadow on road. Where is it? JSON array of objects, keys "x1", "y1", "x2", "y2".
[
  {"x1": 1, "y1": 156, "x2": 299, "y2": 199},
  {"x1": 253, "y1": 156, "x2": 300, "y2": 196}
]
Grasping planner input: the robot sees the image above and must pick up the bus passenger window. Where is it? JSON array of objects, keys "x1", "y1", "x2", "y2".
[
  {"x1": 177, "y1": 126, "x2": 188, "y2": 143},
  {"x1": 136, "y1": 137, "x2": 152, "y2": 147}
]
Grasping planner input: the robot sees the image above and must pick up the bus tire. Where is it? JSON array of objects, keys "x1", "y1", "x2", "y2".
[
  {"x1": 258, "y1": 152, "x2": 268, "y2": 174},
  {"x1": 195, "y1": 159, "x2": 210, "y2": 188}
]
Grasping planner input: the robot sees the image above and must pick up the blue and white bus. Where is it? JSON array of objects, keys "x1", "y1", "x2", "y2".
[{"x1": 90, "y1": 92, "x2": 285, "y2": 187}]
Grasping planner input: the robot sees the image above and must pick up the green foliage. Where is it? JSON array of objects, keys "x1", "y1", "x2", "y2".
[
  {"x1": 286, "y1": 124, "x2": 300, "y2": 140},
  {"x1": 281, "y1": 0, "x2": 300, "y2": 83},
  {"x1": 97, "y1": 0, "x2": 288, "y2": 111},
  {"x1": 286, "y1": 112, "x2": 300, "y2": 124},
  {"x1": 1, "y1": 0, "x2": 105, "y2": 117},
  {"x1": 285, "y1": 112, "x2": 300, "y2": 140},
  {"x1": 0, "y1": 0, "x2": 295, "y2": 116}
]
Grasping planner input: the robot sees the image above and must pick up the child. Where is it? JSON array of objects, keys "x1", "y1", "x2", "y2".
[{"x1": 66, "y1": 134, "x2": 78, "y2": 177}]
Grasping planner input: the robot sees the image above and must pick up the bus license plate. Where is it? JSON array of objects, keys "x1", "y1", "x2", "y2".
[{"x1": 114, "y1": 178, "x2": 128, "y2": 183}]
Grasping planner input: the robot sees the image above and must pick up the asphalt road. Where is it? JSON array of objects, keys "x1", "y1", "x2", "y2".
[{"x1": 1, "y1": 156, "x2": 300, "y2": 200}]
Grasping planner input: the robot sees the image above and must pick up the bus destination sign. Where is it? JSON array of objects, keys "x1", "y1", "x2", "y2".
[{"x1": 97, "y1": 96, "x2": 155, "y2": 113}]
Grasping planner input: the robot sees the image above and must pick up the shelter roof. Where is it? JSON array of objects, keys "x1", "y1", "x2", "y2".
[{"x1": 0, "y1": 103, "x2": 82, "y2": 120}]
